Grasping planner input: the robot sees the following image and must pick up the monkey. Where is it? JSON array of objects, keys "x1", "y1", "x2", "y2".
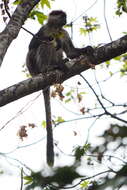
[{"x1": 26, "y1": 10, "x2": 94, "y2": 166}]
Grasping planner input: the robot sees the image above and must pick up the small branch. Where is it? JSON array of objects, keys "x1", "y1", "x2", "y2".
[
  {"x1": 3, "y1": 0, "x2": 11, "y2": 18},
  {"x1": 107, "y1": 112, "x2": 127, "y2": 124},
  {"x1": 85, "y1": 117, "x2": 100, "y2": 144},
  {"x1": 80, "y1": 74, "x2": 127, "y2": 124},
  {"x1": 103, "y1": 0, "x2": 112, "y2": 41},
  {"x1": 0, "y1": 93, "x2": 41, "y2": 131},
  {"x1": 72, "y1": 0, "x2": 98, "y2": 23},
  {"x1": 86, "y1": 154, "x2": 127, "y2": 164},
  {"x1": 20, "y1": 168, "x2": 23, "y2": 190},
  {"x1": 80, "y1": 74, "x2": 107, "y2": 111},
  {"x1": 51, "y1": 169, "x2": 112, "y2": 189},
  {"x1": 93, "y1": 71, "x2": 115, "y2": 106},
  {"x1": 0, "y1": 152, "x2": 32, "y2": 172}
]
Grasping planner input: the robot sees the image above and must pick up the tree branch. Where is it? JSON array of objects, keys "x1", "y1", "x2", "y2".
[
  {"x1": 80, "y1": 74, "x2": 127, "y2": 124},
  {"x1": 0, "y1": 0, "x2": 40, "y2": 66},
  {"x1": 0, "y1": 34, "x2": 127, "y2": 107}
]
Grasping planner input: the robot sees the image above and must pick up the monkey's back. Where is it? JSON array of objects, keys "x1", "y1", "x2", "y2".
[{"x1": 27, "y1": 25, "x2": 65, "y2": 75}]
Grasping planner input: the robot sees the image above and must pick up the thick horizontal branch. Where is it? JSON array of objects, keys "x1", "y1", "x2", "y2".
[
  {"x1": 94, "y1": 35, "x2": 127, "y2": 63},
  {"x1": 0, "y1": 0, "x2": 40, "y2": 66},
  {"x1": 0, "y1": 34, "x2": 127, "y2": 107}
]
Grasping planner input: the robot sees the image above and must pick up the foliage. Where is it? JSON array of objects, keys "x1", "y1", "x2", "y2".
[
  {"x1": 23, "y1": 122, "x2": 127, "y2": 189},
  {"x1": 80, "y1": 16, "x2": 100, "y2": 35},
  {"x1": 28, "y1": 0, "x2": 53, "y2": 24},
  {"x1": 13, "y1": 0, "x2": 52, "y2": 8},
  {"x1": 90, "y1": 124, "x2": 127, "y2": 160},
  {"x1": 40, "y1": 0, "x2": 52, "y2": 9},
  {"x1": 80, "y1": 180, "x2": 90, "y2": 189},
  {"x1": 104, "y1": 54, "x2": 127, "y2": 76},
  {"x1": 29, "y1": 10, "x2": 47, "y2": 24},
  {"x1": 54, "y1": 116, "x2": 65, "y2": 124},
  {"x1": 74, "y1": 144, "x2": 90, "y2": 161},
  {"x1": 116, "y1": 0, "x2": 127, "y2": 15},
  {"x1": 87, "y1": 124, "x2": 127, "y2": 189},
  {"x1": 24, "y1": 165, "x2": 82, "y2": 189},
  {"x1": 13, "y1": 0, "x2": 22, "y2": 5},
  {"x1": 120, "y1": 54, "x2": 127, "y2": 75},
  {"x1": 0, "y1": 0, "x2": 52, "y2": 24}
]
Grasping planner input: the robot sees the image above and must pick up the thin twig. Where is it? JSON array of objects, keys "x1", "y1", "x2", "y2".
[
  {"x1": 20, "y1": 168, "x2": 23, "y2": 190},
  {"x1": 86, "y1": 154, "x2": 127, "y2": 164},
  {"x1": 72, "y1": 0, "x2": 98, "y2": 23},
  {"x1": 0, "y1": 153, "x2": 32, "y2": 172},
  {"x1": 0, "y1": 93, "x2": 41, "y2": 131},
  {"x1": 51, "y1": 169, "x2": 112, "y2": 189},
  {"x1": 103, "y1": 0, "x2": 112, "y2": 41},
  {"x1": 80, "y1": 74, "x2": 127, "y2": 124},
  {"x1": 85, "y1": 116, "x2": 100, "y2": 144}
]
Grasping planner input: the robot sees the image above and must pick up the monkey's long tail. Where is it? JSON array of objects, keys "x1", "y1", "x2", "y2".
[{"x1": 43, "y1": 87, "x2": 54, "y2": 166}]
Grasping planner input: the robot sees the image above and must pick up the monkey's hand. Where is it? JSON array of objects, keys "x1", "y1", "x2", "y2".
[
  {"x1": 81, "y1": 46, "x2": 96, "y2": 65},
  {"x1": 55, "y1": 58, "x2": 70, "y2": 72},
  {"x1": 81, "y1": 46, "x2": 94, "y2": 56}
]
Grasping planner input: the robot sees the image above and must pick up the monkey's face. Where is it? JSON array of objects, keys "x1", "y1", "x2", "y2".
[
  {"x1": 48, "y1": 10, "x2": 67, "y2": 28},
  {"x1": 60, "y1": 14, "x2": 66, "y2": 26}
]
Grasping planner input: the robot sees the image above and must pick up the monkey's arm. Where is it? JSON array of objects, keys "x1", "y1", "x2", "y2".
[{"x1": 62, "y1": 30, "x2": 94, "y2": 59}]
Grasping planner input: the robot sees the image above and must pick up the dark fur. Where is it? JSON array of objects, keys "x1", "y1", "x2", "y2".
[{"x1": 26, "y1": 10, "x2": 94, "y2": 166}]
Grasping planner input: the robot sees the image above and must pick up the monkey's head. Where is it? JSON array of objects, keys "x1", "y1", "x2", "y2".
[{"x1": 48, "y1": 10, "x2": 67, "y2": 28}]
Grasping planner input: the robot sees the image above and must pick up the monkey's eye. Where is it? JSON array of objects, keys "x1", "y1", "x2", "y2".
[
  {"x1": 49, "y1": 36, "x2": 54, "y2": 41},
  {"x1": 43, "y1": 36, "x2": 54, "y2": 41}
]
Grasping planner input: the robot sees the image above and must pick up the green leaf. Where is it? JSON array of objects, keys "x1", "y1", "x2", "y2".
[
  {"x1": 64, "y1": 90, "x2": 74, "y2": 103},
  {"x1": 29, "y1": 11, "x2": 47, "y2": 24},
  {"x1": 123, "y1": 31, "x2": 127, "y2": 35},
  {"x1": 109, "y1": 71, "x2": 113, "y2": 76},
  {"x1": 74, "y1": 144, "x2": 90, "y2": 161},
  {"x1": 24, "y1": 176, "x2": 32, "y2": 180},
  {"x1": 66, "y1": 90, "x2": 74, "y2": 96},
  {"x1": 24, "y1": 176, "x2": 33, "y2": 185},
  {"x1": 13, "y1": 0, "x2": 21, "y2": 5},
  {"x1": 113, "y1": 56, "x2": 121, "y2": 61},
  {"x1": 79, "y1": 92, "x2": 87, "y2": 95},
  {"x1": 81, "y1": 17, "x2": 100, "y2": 35},
  {"x1": 41, "y1": 0, "x2": 51, "y2": 9},
  {"x1": 80, "y1": 28, "x2": 87, "y2": 36},
  {"x1": 41, "y1": 120, "x2": 46, "y2": 128},
  {"x1": 80, "y1": 180, "x2": 90, "y2": 188},
  {"x1": 89, "y1": 17, "x2": 97, "y2": 22},
  {"x1": 65, "y1": 98, "x2": 71, "y2": 103},
  {"x1": 105, "y1": 60, "x2": 111, "y2": 68},
  {"x1": 83, "y1": 143, "x2": 90, "y2": 151},
  {"x1": 116, "y1": 0, "x2": 127, "y2": 15},
  {"x1": 55, "y1": 116, "x2": 65, "y2": 123}
]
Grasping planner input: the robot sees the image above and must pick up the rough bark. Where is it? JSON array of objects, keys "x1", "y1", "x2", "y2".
[
  {"x1": 0, "y1": 0, "x2": 40, "y2": 66},
  {"x1": 0, "y1": 34, "x2": 127, "y2": 107}
]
